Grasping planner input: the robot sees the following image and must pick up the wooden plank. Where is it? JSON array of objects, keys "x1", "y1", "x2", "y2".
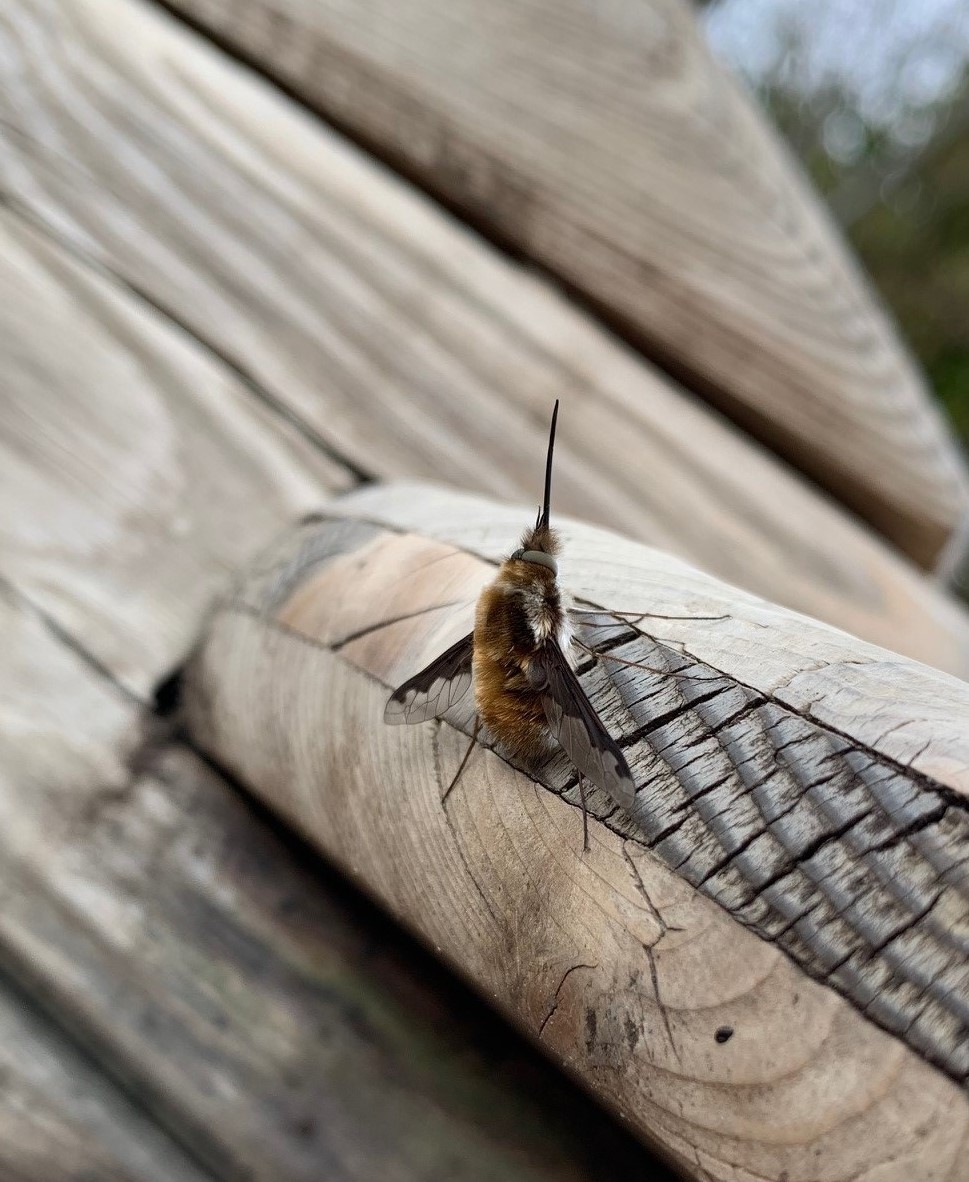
[
  {"x1": 2, "y1": 0, "x2": 969, "y2": 680},
  {"x1": 160, "y1": 0, "x2": 969, "y2": 569},
  {"x1": 0, "y1": 977, "x2": 211, "y2": 1182},
  {"x1": 0, "y1": 205, "x2": 350, "y2": 696},
  {"x1": 0, "y1": 582, "x2": 670, "y2": 1181},
  {"x1": 183, "y1": 488, "x2": 969, "y2": 1182}
]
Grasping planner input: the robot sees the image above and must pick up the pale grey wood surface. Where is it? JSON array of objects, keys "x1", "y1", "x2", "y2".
[
  {"x1": 4, "y1": 0, "x2": 969, "y2": 683},
  {"x1": 162, "y1": 0, "x2": 969, "y2": 568},
  {"x1": 0, "y1": 977, "x2": 210, "y2": 1182},
  {"x1": 0, "y1": 205, "x2": 349, "y2": 696},
  {"x1": 184, "y1": 487, "x2": 969, "y2": 1181}
]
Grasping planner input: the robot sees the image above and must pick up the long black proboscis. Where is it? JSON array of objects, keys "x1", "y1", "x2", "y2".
[{"x1": 537, "y1": 398, "x2": 559, "y2": 529}]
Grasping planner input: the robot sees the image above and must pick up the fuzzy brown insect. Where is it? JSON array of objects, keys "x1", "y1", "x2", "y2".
[{"x1": 385, "y1": 401, "x2": 635, "y2": 848}]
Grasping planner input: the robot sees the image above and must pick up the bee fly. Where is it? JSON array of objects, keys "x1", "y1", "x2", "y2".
[{"x1": 385, "y1": 400, "x2": 635, "y2": 850}]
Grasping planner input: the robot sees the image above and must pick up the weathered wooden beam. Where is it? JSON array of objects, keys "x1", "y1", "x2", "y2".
[
  {"x1": 3, "y1": 0, "x2": 969, "y2": 679},
  {"x1": 161, "y1": 0, "x2": 969, "y2": 569},
  {"x1": 0, "y1": 582, "x2": 667, "y2": 1181},
  {"x1": 0, "y1": 206, "x2": 349, "y2": 696},
  {"x1": 0, "y1": 975, "x2": 210, "y2": 1182},
  {"x1": 184, "y1": 483, "x2": 969, "y2": 1182}
]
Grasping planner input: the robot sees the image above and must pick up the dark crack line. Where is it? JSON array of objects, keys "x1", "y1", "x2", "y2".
[
  {"x1": 617, "y1": 685, "x2": 731, "y2": 749},
  {"x1": 573, "y1": 602, "x2": 731, "y2": 625},
  {"x1": 644, "y1": 945, "x2": 678, "y2": 1064},
  {"x1": 622, "y1": 842, "x2": 682, "y2": 938},
  {"x1": 662, "y1": 637, "x2": 969, "y2": 816},
  {"x1": 642, "y1": 807, "x2": 696, "y2": 851},
  {"x1": 331, "y1": 599, "x2": 466, "y2": 650},
  {"x1": 0, "y1": 574, "x2": 142, "y2": 706},
  {"x1": 667, "y1": 772, "x2": 735, "y2": 819},
  {"x1": 537, "y1": 962, "x2": 598, "y2": 1037},
  {"x1": 865, "y1": 893, "x2": 942, "y2": 962},
  {"x1": 433, "y1": 724, "x2": 501, "y2": 927},
  {"x1": 705, "y1": 697, "x2": 768, "y2": 736},
  {"x1": 696, "y1": 803, "x2": 871, "y2": 892},
  {"x1": 0, "y1": 184, "x2": 369, "y2": 484},
  {"x1": 620, "y1": 844, "x2": 681, "y2": 1061},
  {"x1": 864, "y1": 803, "x2": 948, "y2": 854},
  {"x1": 590, "y1": 649, "x2": 724, "y2": 688}
]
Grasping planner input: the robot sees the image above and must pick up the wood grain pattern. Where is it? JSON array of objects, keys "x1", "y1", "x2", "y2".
[
  {"x1": 184, "y1": 487, "x2": 969, "y2": 1181},
  {"x1": 0, "y1": 205, "x2": 349, "y2": 696},
  {"x1": 0, "y1": 581, "x2": 669, "y2": 1181},
  {"x1": 0, "y1": 979, "x2": 209, "y2": 1182},
  {"x1": 3, "y1": 0, "x2": 969, "y2": 676},
  {"x1": 163, "y1": 0, "x2": 969, "y2": 567}
]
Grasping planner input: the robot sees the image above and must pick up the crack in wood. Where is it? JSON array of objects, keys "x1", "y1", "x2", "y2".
[
  {"x1": 0, "y1": 575, "x2": 141, "y2": 706},
  {"x1": 434, "y1": 724, "x2": 501, "y2": 927},
  {"x1": 617, "y1": 685, "x2": 732, "y2": 749},
  {"x1": 865, "y1": 803, "x2": 949, "y2": 853},
  {"x1": 0, "y1": 177, "x2": 369, "y2": 485},
  {"x1": 644, "y1": 945, "x2": 679, "y2": 1065},
  {"x1": 663, "y1": 634, "x2": 969, "y2": 813},
  {"x1": 331, "y1": 600, "x2": 465, "y2": 650},
  {"x1": 537, "y1": 962, "x2": 598, "y2": 1038},
  {"x1": 621, "y1": 842, "x2": 684, "y2": 942}
]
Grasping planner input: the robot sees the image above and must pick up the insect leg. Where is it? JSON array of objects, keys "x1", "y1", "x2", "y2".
[
  {"x1": 570, "y1": 608, "x2": 729, "y2": 623},
  {"x1": 442, "y1": 715, "x2": 482, "y2": 805},
  {"x1": 572, "y1": 638, "x2": 720, "y2": 684}
]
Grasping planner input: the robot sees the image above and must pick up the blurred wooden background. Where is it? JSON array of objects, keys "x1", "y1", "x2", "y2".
[{"x1": 2, "y1": 0, "x2": 969, "y2": 1179}]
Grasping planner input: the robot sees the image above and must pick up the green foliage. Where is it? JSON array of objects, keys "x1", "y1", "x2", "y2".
[
  {"x1": 848, "y1": 125, "x2": 969, "y2": 452},
  {"x1": 701, "y1": 1, "x2": 969, "y2": 454}
]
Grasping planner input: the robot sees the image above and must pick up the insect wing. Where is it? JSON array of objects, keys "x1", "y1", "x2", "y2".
[
  {"x1": 385, "y1": 632, "x2": 475, "y2": 725},
  {"x1": 534, "y1": 641, "x2": 636, "y2": 809}
]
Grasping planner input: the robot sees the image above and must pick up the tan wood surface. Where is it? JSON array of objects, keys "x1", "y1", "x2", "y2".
[
  {"x1": 0, "y1": 977, "x2": 210, "y2": 1182},
  {"x1": 184, "y1": 484, "x2": 969, "y2": 1182},
  {"x1": 162, "y1": 0, "x2": 969, "y2": 568},
  {"x1": 3, "y1": 0, "x2": 969, "y2": 680},
  {"x1": 0, "y1": 581, "x2": 669, "y2": 1181}
]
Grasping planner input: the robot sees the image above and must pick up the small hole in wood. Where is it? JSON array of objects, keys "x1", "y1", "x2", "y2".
[{"x1": 714, "y1": 1026, "x2": 734, "y2": 1044}]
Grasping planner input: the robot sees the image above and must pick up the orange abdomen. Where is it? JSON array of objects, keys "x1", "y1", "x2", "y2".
[{"x1": 473, "y1": 583, "x2": 550, "y2": 764}]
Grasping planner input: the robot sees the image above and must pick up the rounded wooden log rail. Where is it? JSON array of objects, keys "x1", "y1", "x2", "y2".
[
  {"x1": 165, "y1": 0, "x2": 969, "y2": 569},
  {"x1": 185, "y1": 484, "x2": 969, "y2": 1182}
]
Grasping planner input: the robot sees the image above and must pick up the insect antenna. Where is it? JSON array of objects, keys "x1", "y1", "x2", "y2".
[{"x1": 535, "y1": 398, "x2": 560, "y2": 530}]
